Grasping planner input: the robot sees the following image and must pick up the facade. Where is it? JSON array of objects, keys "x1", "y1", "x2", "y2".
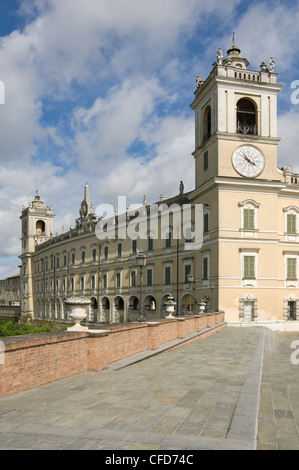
[
  {"x1": 19, "y1": 43, "x2": 299, "y2": 324},
  {"x1": 0, "y1": 274, "x2": 20, "y2": 306}
]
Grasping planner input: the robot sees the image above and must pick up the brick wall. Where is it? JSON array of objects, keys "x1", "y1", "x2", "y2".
[{"x1": 0, "y1": 313, "x2": 225, "y2": 397}]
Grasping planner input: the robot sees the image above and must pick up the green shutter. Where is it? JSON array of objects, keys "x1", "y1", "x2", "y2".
[
  {"x1": 287, "y1": 258, "x2": 297, "y2": 280},
  {"x1": 165, "y1": 267, "x2": 171, "y2": 285},
  {"x1": 147, "y1": 269, "x2": 153, "y2": 287},
  {"x1": 203, "y1": 257, "x2": 208, "y2": 280},
  {"x1": 166, "y1": 232, "x2": 172, "y2": 248},
  {"x1": 118, "y1": 243, "x2": 122, "y2": 257},
  {"x1": 243, "y1": 209, "x2": 255, "y2": 230},
  {"x1": 204, "y1": 213, "x2": 209, "y2": 233},
  {"x1": 131, "y1": 271, "x2": 136, "y2": 287},
  {"x1": 148, "y1": 237, "x2": 153, "y2": 251},
  {"x1": 244, "y1": 256, "x2": 255, "y2": 278},
  {"x1": 287, "y1": 214, "x2": 296, "y2": 234}
]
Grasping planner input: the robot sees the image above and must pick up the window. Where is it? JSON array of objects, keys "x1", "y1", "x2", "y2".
[
  {"x1": 132, "y1": 239, "x2": 137, "y2": 254},
  {"x1": 164, "y1": 266, "x2": 171, "y2": 285},
  {"x1": 103, "y1": 273, "x2": 107, "y2": 289},
  {"x1": 104, "y1": 245, "x2": 109, "y2": 260},
  {"x1": 56, "y1": 256, "x2": 60, "y2": 268},
  {"x1": 116, "y1": 272, "x2": 121, "y2": 288},
  {"x1": 146, "y1": 268, "x2": 153, "y2": 287},
  {"x1": 36, "y1": 220, "x2": 45, "y2": 235},
  {"x1": 184, "y1": 264, "x2": 192, "y2": 283},
  {"x1": 243, "y1": 209, "x2": 255, "y2": 230},
  {"x1": 237, "y1": 98, "x2": 257, "y2": 135},
  {"x1": 244, "y1": 256, "x2": 255, "y2": 279},
  {"x1": 91, "y1": 275, "x2": 96, "y2": 290},
  {"x1": 117, "y1": 242, "x2": 122, "y2": 258},
  {"x1": 63, "y1": 253, "x2": 67, "y2": 267},
  {"x1": 131, "y1": 270, "x2": 136, "y2": 287},
  {"x1": 287, "y1": 258, "x2": 297, "y2": 280},
  {"x1": 63, "y1": 278, "x2": 66, "y2": 292},
  {"x1": 148, "y1": 236, "x2": 154, "y2": 251},
  {"x1": 80, "y1": 276, "x2": 85, "y2": 291},
  {"x1": 92, "y1": 247, "x2": 97, "y2": 262},
  {"x1": 203, "y1": 257, "x2": 209, "y2": 280},
  {"x1": 71, "y1": 278, "x2": 74, "y2": 292},
  {"x1": 204, "y1": 150, "x2": 208, "y2": 171},
  {"x1": 204, "y1": 213, "x2": 209, "y2": 233},
  {"x1": 203, "y1": 106, "x2": 211, "y2": 142},
  {"x1": 71, "y1": 252, "x2": 75, "y2": 265},
  {"x1": 81, "y1": 250, "x2": 85, "y2": 264},
  {"x1": 287, "y1": 214, "x2": 296, "y2": 234},
  {"x1": 165, "y1": 231, "x2": 172, "y2": 248}
]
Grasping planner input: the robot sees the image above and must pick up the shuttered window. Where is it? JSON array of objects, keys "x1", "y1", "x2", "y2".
[
  {"x1": 244, "y1": 256, "x2": 255, "y2": 278},
  {"x1": 287, "y1": 214, "x2": 296, "y2": 234},
  {"x1": 287, "y1": 258, "x2": 297, "y2": 280},
  {"x1": 243, "y1": 209, "x2": 255, "y2": 230}
]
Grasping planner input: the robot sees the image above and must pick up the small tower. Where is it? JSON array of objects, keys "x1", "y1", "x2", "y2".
[{"x1": 19, "y1": 192, "x2": 54, "y2": 318}]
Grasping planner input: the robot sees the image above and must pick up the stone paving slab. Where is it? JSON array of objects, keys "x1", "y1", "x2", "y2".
[{"x1": 1, "y1": 326, "x2": 299, "y2": 450}]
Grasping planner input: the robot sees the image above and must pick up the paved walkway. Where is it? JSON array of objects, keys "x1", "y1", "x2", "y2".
[{"x1": 0, "y1": 326, "x2": 299, "y2": 450}]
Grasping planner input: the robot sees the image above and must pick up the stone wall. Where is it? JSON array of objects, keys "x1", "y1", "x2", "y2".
[{"x1": 0, "y1": 313, "x2": 225, "y2": 398}]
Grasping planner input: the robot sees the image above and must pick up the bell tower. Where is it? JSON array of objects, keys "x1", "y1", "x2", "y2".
[
  {"x1": 19, "y1": 192, "x2": 54, "y2": 318},
  {"x1": 191, "y1": 42, "x2": 283, "y2": 188}
]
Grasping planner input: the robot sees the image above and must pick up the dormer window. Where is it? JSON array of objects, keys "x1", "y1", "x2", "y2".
[{"x1": 237, "y1": 98, "x2": 257, "y2": 135}]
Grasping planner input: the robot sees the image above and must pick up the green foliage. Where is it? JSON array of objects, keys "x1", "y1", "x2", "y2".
[{"x1": 0, "y1": 319, "x2": 52, "y2": 338}]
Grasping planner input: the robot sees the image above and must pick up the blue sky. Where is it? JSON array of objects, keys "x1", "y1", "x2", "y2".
[{"x1": 0, "y1": 0, "x2": 299, "y2": 278}]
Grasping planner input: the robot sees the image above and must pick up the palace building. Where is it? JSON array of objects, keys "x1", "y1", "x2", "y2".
[{"x1": 19, "y1": 43, "x2": 299, "y2": 325}]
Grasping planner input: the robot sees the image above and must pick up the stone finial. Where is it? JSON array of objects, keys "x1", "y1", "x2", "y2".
[
  {"x1": 269, "y1": 57, "x2": 275, "y2": 72},
  {"x1": 217, "y1": 47, "x2": 223, "y2": 65}
]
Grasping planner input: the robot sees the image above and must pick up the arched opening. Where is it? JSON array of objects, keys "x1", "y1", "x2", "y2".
[
  {"x1": 90, "y1": 297, "x2": 98, "y2": 323},
  {"x1": 144, "y1": 295, "x2": 157, "y2": 320},
  {"x1": 128, "y1": 295, "x2": 139, "y2": 322},
  {"x1": 180, "y1": 293, "x2": 196, "y2": 316},
  {"x1": 236, "y1": 98, "x2": 257, "y2": 135},
  {"x1": 36, "y1": 220, "x2": 46, "y2": 235},
  {"x1": 56, "y1": 299, "x2": 61, "y2": 319},
  {"x1": 114, "y1": 296, "x2": 124, "y2": 323},
  {"x1": 202, "y1": 105, "x2": 211, "y2": 142}
]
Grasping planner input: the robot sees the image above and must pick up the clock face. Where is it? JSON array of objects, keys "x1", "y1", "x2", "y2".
[{"x1": 232, "y1": 145, "x2": 265, "y2": 177}]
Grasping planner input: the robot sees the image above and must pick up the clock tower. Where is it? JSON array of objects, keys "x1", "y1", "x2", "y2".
[
  {"x1": 188, "y1": 42, "x2": 297, "y2": 324},
  {"x1": 190, "y1": 43, "x2": 283, "y2": 187}
]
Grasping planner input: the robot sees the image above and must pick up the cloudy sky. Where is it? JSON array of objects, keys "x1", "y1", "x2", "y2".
[{"x1": 0, "y1": 0, "x2": 299, "y2": 278}]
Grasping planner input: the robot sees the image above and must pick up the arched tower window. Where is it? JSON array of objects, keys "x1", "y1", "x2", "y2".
[
  {"x1": 203, "y1": 105, "x2": 211, "y2": 142},
  {"x1": 237, "y1": 98, "x2": 257, "y2": 135},
  {"x1": 36, "y1": 220, "x2": 45, "y2": 235}
]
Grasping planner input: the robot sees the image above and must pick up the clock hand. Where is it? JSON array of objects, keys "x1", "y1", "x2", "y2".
[{"x1": 241, "y1": 153, "x2": 256, "y2": 166}]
